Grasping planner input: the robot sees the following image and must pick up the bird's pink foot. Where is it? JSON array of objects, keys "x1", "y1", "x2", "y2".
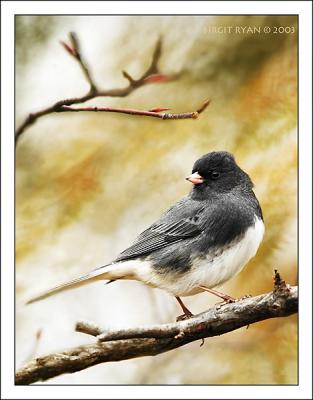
[
  {"x1": 175, "y1": 296, "x2": 194, "y2": 321},
  {"x1": 176, "y1": 310, "x2": 194, "y2": 322},
  {"x1": 199, "y1": 285, "x2": 236, "y2": 303}
]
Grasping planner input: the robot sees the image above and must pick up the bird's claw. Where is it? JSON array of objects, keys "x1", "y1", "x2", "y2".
[
  {"x1": 214, "y1": 296, "x2": 236, "y2": 310},
  {"x1": 224, "y1": 296, "x2": 236, "y2": 303},
  {"x1": 216, "y1": 294, "x2": 251, "y2": 308},
  {"x1": 176, "y1": 312, "x2": 194, "y2": 322}
]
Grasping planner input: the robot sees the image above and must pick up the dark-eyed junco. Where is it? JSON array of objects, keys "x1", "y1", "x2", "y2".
[{"x1": 27, "y1": 151, "x2": 264, "y2": 320}]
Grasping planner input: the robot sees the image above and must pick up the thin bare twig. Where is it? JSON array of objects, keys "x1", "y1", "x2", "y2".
[
  {"x1": 61, "y1": 32, "x2": 97, "y2": 92},
  {"x1": 56, "y1": 99, "x2": 210, "y2": 120},
  {"x1": 15, "y1": 271, "x2": 297, "y2": 385},
  {"x1": 16, "y1": 34, "x2": 204, "y2": 144},
  {"x1": 75, "y1": 321, "x2": 102, "y2": 337}
]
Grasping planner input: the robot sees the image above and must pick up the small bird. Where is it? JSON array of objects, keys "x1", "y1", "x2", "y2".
[{"x1": 27, "y1": 151, "x2": 264, "y2": 320}]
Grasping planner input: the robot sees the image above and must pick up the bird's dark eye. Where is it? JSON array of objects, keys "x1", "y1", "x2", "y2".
[{"x1": 210, "y1": 171, "x2": 220, "y2": 180}]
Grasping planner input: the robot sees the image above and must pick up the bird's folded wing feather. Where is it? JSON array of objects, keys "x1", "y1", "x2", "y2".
[{"x1": 114, "y1": 210, "x2": 203, "y2": 262}]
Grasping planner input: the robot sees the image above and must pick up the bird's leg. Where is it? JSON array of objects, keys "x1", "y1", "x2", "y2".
[
  {"x1": 175, "y1": 296, "x2": 194, "y2": 321},
  {"x1": 198, "y1": 285, "x2": 236, "y2": 303},
  {"x1": 175, "y1": 298, "x2": 205, "y2": 346}
]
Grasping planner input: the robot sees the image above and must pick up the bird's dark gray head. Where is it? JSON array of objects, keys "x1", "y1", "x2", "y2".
[{"x1": 186, "y1": 151, "x2": 253, "y2": 196}]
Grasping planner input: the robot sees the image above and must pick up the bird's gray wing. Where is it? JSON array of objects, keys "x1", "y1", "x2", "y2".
[{"x1": 114, "y1": 200, "x2": 204, "y2": 262}]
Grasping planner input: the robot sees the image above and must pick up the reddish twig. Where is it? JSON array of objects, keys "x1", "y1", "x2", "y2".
[
  {"x1": 57, "y1": 99, "x2": 210, "y2": 120},
  {"x1": 16, "y1": 34, "x2": 185, "y2": 144}
]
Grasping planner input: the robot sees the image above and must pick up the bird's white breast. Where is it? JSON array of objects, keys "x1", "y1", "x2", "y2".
[
  {"x1": 183, "y1": 216, "x2": 265, "y2": 295},
  {"x1": 132, "y1": 216, "x2": 265, "y2": 296}
]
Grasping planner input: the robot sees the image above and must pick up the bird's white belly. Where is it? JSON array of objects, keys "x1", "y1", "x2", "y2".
[{"x1": 134, "y1": 217, "x2": 264, "y2": 296}]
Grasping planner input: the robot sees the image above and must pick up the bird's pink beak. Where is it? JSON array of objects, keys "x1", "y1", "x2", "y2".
[{"x1": 185, "y1": 171, "x2": 204, "y2": 185}]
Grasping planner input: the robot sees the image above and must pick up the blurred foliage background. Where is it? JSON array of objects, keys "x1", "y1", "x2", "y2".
[{"x1": 15, "y1": 15, "x2": 297, "y2": 384}]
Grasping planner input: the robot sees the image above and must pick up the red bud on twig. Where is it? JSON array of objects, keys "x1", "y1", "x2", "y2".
[
  {"x1": 143, "y1": 74, "x2": 170, "y2": 84},
  {"x1": 149, "y1": 107, "x2": 171, "y2": 112},
  {"x1": 60, "y1": 41, "x2": 77, "y2": 57}
]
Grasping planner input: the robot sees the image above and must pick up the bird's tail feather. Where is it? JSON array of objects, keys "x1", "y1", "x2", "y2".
[{"x1": 26, "y1": 263, "x2": 119, "y2": 305}]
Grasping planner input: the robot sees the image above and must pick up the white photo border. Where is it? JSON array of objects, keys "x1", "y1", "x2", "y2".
[{"x1": 1, "y1": 1, "x2": 312, "y2": 399}]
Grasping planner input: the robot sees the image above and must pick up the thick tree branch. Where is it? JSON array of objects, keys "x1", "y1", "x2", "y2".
[
  {"x1": 15, "y1": 271, "x2": 297, "y2": 385},
  {"x1": 16, "y1": 33, "x2": 206, "y2": 144}
]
